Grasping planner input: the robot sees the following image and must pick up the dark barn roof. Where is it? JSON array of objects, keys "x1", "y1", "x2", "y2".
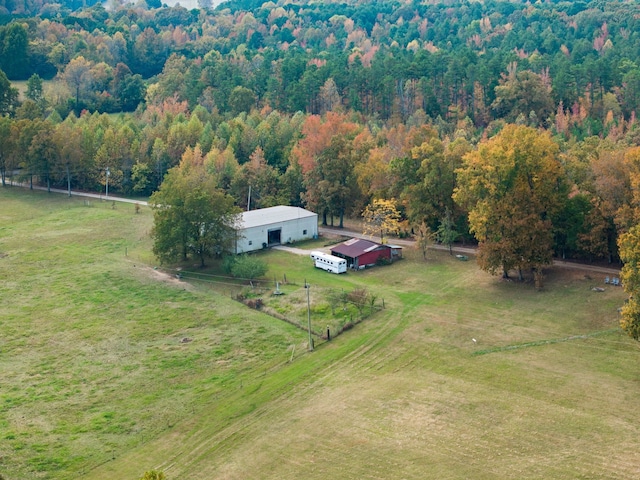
[{"x1": 330, "y1": 238, "x2": 386, "y2": 258}]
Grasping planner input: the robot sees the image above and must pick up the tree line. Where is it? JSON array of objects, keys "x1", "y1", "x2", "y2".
[{"x1": 6, "y1": 101, "x2": 636, "y2": 265}]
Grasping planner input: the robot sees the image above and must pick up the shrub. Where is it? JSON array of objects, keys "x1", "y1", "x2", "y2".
[
  {"x1": 347, "y1": 287, "x2": 369, "y2": 314},
  {"x1": 231, "y1": 255, "x2": 268, "y2": 281},
  {"x1": 222, "y1": 254, "x2": 237, "y2": 274},
  {"x1": 245, "y1": 298, "x2": 263, "y2": 309},
  {"x1": 375, "y1": 256, "x2": 391, "y2": 266},
  {"x1": 140, "y1": 471, "x2": 166, "y2": 480}
]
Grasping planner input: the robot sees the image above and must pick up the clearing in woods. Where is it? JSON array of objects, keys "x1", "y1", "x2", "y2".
[{"x1": 1, "y1": 188, "x2": 639, "y2": 479}]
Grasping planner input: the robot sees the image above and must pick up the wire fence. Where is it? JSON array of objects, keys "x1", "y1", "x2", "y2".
[{"x1": 156, "y1": 265, "x2": 385, "y2": 346}]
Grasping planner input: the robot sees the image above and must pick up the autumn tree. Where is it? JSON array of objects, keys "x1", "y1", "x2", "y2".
[
  {"x1": 27, "y1": 120, "x2": 59, "y2": 192},
  {"x1": 14, "y1": 118, "x2": 47, "y2": 189},
  {"x1": 415, "y1": 221, "x2": 434, "y2": 260},
  {"x1": 621, "y1": 146, "x2": 640, "y2": 228},
  {"x1": 63, "y1": 56, "x2": 92, "y2": 113},
  {"x1": 454, "y1": 125, "x2": 565, "y2": 285},
  {"x1": 94, "y1": 125, "x2": 134, "y2": 193},
  {"x1": 362, "y1": 198, "x2": 401, "y2": 244},
  {"x1": 388, "y1": 124, "x2": 441, "y2": 224},
  {"x1": 205, "y1": 145, "x2": 239, "y2": 191},
  {"x1": 0, "y1": 116, "x2": 14, "y2": 186},
  {"x1": 53, "y1": 119, "x2": 86, "y2": 195},
  {"x1": 318, "y1": 78, "x2": 342, "y2": 114},
  {"x1": 304, "y1": 133, "x2": 367, "y2": 227},
  {"x1": 293, "y1": 112, "x2": 368, "y2": 226},
  {"x1": 230, "y1": 147, "x2": 285, "y2": 210},
  {"x1": 150, "y1": 146, "x2": 240, "y2": 267},
  {"x1": 492, "y1": 69, "x2": 554, "y2": 126},
  {"x1": 405, "y1": 137, "x2": 458, "y2": 229},
  {"x1": 355, "y1": 144, "x2": 396, "y2": 200},
  {"x1": 618, "y1": 225, "x2": 640, "y2": 340}
]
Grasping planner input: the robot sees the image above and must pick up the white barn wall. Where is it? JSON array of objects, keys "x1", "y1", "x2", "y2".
[{"x1": 235, "y1": 207, "x2": 318, "y2": 254}]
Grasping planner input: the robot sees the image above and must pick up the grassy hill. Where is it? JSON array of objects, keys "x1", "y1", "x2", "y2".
[{"x1": 1, "y1": 188, "x2": 639, "y2": 479}]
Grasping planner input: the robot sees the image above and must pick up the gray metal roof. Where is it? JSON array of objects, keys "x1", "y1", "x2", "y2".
[{"x1": 239, "y1": 206, "x2": 317, "y2": 229}]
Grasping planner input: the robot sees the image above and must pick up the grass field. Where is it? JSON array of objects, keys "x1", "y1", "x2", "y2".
[{"x1": 1, "y1": 188, "x2": 639, "y2": 479}]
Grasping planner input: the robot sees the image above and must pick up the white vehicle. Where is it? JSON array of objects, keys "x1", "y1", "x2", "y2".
[{"x1": 310, "y1": 251, "x2": 347, "y2": 274}]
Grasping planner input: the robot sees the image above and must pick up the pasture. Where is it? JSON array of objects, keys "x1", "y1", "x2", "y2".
[{"x1": 1, "y1": 188, "x2": 639, "y2": 479}]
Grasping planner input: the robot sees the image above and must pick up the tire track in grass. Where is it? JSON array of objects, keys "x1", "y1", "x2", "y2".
[
  {"x1": 472, "y1": 328, "x2": 619, "y2": 355},
  {"x1": 176, "y1": 288, "x2": 422, "y2": 473},
  {"x1": 420, "y1": 372, "x2": 640, "y2": 479},
  {"x1": 339, "y1": 338, "x2": 639, "y2": 479},
  {"x1": 152, "y1": 307, "x2": 410, "y2": 476}
]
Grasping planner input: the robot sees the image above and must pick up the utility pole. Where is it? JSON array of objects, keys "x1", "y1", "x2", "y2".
[
  {"x1": 105, "y1": 167, "x2": 110, "y2": 199},
  {"x1": 305, "y1": 279, "x2": 313, "y2": 351}
]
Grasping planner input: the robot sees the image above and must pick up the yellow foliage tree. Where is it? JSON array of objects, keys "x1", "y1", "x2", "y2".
[
  {"x1": 454, "y1": 125, "x2": 565, "y2": 285},
  {"x1": 415, "y1": 221, "x2": 434, "y2": 260},
  {"x1": 618, "y1": 225, "x2": 640, "y2": 340},
  {"x1": 362, "y1": 199, "x2": 401, "y2": 244}
]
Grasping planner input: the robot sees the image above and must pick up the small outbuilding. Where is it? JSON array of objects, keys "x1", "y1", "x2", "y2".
[
  {"x1": 235, "y1": 206, "x2": 318, "y2": 254},
  {"x1": 330, "y1": 238, "x2": 402, "y2": 269}
]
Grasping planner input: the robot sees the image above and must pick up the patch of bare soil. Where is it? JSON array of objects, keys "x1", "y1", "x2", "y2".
[
  {"x1": 545, "y1": 265, "x2": 614, "y2": 286},
  {"x1": 135, "y1": 264, "x2": 195, "y2": 291}
]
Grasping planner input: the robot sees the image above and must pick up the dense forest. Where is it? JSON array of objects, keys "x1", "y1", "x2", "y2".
[{"x1": 2, "y1": 0, "x2": 640, "y2": 274}]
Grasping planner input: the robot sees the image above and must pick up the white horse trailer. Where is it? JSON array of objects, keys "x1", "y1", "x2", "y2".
[{"x1": 310, "y1": 251, "x2": 347, "y2": 274}]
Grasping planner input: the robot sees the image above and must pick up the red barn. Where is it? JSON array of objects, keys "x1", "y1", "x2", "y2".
[{"x1": 330, "y1": 238, "x2": 401, "y2": 269}]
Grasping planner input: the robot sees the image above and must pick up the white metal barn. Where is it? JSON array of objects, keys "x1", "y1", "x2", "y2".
[{"x1": 235, "y1": 206, "x2": 318, "y2": 254}]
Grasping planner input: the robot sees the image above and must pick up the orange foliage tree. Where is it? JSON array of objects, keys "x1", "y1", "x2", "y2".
[
  {"x1": 292, "y1": 112, "x2": 371, "y2": 226},
  {"x1": 454, "y1": 125, "x2": 566, "y2": 286}
]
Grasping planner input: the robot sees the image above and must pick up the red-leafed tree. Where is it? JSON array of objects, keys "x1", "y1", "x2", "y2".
[{"x1": 292, "y1": 112, "x2": 371, "y2": 226}]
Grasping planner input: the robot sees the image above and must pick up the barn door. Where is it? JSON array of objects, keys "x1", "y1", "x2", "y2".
[{"x1": 267, "y1": 228, "x2": 282, "y2": 246}]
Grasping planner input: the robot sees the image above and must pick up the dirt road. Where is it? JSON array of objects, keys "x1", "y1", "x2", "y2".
[
  {"x1": 318, "y1": 226, "x2": 622, "y2": 276},
  {"x1": 7, "y1": 180, "x2": 149, "y2": 205}
]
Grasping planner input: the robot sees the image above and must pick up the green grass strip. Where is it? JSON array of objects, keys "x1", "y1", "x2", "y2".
[{"x1": 472, "y1": 328, "x2": 620, "y2": 356}]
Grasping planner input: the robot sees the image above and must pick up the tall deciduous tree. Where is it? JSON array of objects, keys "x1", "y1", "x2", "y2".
[
  {"x1": 0, "y1": 69, "x2": 18, "y2": 116},
  {"x1": 618, "y1": 225, "x2": 640, "y2": 340},
  {"x1": 293, "y1": 112, "x2": 367, "y2": 226},
  {"x1": 27, "y1": 120, "x2": 58, "y2": 192},
  {"x1": 436, "y1": 206, "x2": 459, "y2": 255},
  {"x1": 53, "y1": 119, "x2": 85, "y2": 195},
  {"x1": 0, "y1": 116, "x2": 14, "y2": 186},
  {"x1": 0, "y1": 23, "x2": 29, "y2": 80},
  {"x1": 25, "y1": 74, "x2": 44, "y2": 106},
  {"x1": 150, "y1": 146, "x2": 240, "y2": 267},
  {"x1": 63, "y1": 56, "x2": 92, "y2": 113},
  {"x1": 454, "y1": 125, "x2": 565, "y2": 285},
  {"x1": 303, "y1": 133, "x2": 368, "y2": 228},
  {"x1": 362, "y1": 198, "x2": 401, "y2": 244}
]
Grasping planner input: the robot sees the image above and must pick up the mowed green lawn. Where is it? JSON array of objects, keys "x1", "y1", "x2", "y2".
[{"x1": 1, "y1": 188, "x2": 639, "y2": 479}]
